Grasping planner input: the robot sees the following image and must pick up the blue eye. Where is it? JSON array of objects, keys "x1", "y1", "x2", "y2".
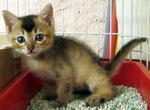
[
  {"x1": 17, "y1": 36, "x2": 25, "y2": 44},
  {"x1": 35, "y1": 34, "x2": 44, "y2": 41}
]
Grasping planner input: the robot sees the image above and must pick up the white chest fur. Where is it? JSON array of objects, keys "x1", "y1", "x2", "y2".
[{"x1": 26, "y1": 58, "x2": 56, "y2": 81}]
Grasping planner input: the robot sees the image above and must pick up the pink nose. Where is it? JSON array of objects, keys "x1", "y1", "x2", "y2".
[{"x1": 27, "y1": 45, "x2": 35, "y2": 53}]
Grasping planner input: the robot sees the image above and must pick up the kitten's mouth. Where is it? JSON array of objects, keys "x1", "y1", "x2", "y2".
[{"x1": 27, "y1": 51, "x2": 39, "y2": 56}]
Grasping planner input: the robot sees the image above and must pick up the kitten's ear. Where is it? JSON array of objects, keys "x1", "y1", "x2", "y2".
[
  {"x1": 2, "y1": 10, "x2": 18, "y2": 33},
  {"x1": 39, "y1": 4, "x2": 54, "y2": 26}
]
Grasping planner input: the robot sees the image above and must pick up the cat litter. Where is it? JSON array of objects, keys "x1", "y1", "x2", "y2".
[{"x1": 26, "y1": 86, "x2": 147, "y2": 110}]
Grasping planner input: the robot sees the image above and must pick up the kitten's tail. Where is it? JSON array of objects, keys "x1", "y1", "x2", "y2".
[{"x1": 105, "y1": 37, "x2": 147, "y2": 76}]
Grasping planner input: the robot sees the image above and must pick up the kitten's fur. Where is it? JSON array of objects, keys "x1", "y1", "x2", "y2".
[{"x1": 2, "y1": 4, "x2": 147, "y2": 107}]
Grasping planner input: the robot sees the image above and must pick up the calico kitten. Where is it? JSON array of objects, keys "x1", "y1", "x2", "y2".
[{"x1": 2, "y1": 4, "x2": 147, "y2": 107}]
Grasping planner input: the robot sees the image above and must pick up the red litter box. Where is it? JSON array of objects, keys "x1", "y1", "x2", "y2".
[{"x1": 0, "y1": 61, "x2": 150, "y2": 110}]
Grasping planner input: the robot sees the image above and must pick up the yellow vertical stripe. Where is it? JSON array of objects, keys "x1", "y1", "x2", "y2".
[{"x1": 115, "y1": 36, "x2": 118, "y2": 54}]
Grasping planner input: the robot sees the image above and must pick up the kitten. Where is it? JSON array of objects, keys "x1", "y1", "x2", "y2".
[{"x1": 2, "y1": 4, "x2": 147, "y2": 107}]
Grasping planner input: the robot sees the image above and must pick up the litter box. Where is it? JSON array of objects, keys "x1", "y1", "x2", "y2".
[{"x1": 0, "y1": 61, "x2": 150, "y2": 110}]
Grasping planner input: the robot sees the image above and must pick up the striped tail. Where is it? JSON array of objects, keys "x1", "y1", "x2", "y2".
[{"x1": 105, "y1": 37, "x2": 147, "y2": 76}]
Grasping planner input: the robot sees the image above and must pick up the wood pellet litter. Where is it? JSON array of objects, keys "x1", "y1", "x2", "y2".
[{"x1": 26, "y1": 86, "x2": 147, "y2": 110}]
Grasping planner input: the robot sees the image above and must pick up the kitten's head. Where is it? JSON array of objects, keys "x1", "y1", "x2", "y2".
[{"x1": 2, "y1": 4, "x2": 55, "y2": 57}]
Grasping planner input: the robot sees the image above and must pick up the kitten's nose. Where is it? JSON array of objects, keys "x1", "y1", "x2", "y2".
[{"x1": 27, "y1": 45, "x2": 35, "y2": 53}]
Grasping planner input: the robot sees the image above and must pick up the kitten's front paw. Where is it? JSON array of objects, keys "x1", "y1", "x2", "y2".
[{"x1": 85, "y1": 96, "x2": 106, "y2": 107}]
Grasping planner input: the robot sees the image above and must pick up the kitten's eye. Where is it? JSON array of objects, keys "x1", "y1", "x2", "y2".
[
  {"x1": 17, "y1": 36, "x2": 25, "y2": 44},
  {"x1": 35, "y1": 34, "x2": 45, "y2": 41}
]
